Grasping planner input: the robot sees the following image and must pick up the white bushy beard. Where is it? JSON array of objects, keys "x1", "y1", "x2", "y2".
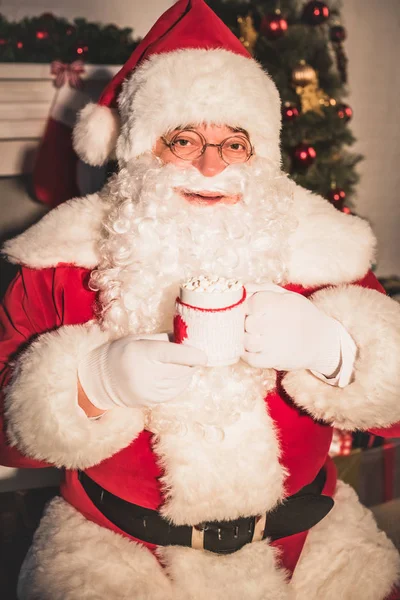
[
  {"x1": 91, "y1": 155, "x2": 298, "y2": 436},
  {"x1": 93, "y1": 154, "x2": 297, "y2": 337}
]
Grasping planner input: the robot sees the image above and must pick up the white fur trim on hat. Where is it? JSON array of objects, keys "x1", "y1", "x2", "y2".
[
  {"x1": 282, "y1": 284, "x2": 400, "y2": 431},
  {"x1": 73, "y1": 103, "x2": 120, "y2": 166},
  {"x1": 116, "y1": 48, "x2": 282, "y2": 166},
  {"x1": 4, "y1": 323, "x2": 145, "y2": 469}
]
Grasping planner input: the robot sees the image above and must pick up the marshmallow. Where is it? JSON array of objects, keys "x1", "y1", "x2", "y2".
[{"x1": 180, "y1": 276, "x2": 243, "y2": 310}]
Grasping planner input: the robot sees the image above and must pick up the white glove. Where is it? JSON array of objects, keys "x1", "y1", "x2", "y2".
[
  {"x1": 242, "y1": 284, "x2": 343, "y2": 376},
  {"x1": 78, "y1": 336, "x2": 207, "y2": 410}
]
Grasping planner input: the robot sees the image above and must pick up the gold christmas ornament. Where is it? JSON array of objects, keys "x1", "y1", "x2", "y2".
[
  {"x1": 292, "y1": 61, "x2": 330, "y2": 115},
  {"x1": 291, "y1": 60, "x2": 317, "y2": 87},
  {"x1": 237, "y1": 14, "x2": 259, "y2": 55}
]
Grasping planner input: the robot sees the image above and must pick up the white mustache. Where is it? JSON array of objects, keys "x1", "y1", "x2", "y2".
[{"x1": 158, "y1": 161, "x2": 251, "y2": 196}]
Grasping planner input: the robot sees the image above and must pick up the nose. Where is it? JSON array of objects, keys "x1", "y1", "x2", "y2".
[{"x1": 192, "y1": 145, "x2": 227, "y2": 177}]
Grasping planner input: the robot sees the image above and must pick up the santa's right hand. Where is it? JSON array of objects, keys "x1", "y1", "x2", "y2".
[{"x1": 78, "y1": 337, "x2": 207, "y2": 410}]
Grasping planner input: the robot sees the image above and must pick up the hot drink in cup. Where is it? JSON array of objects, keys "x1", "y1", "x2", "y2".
[{"x1": 174, "y1": 276, "x2": 246, "y2": 367}]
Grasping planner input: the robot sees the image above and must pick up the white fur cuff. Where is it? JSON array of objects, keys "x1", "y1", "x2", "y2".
[
  {"x1": 4, "y1": 324, "x2": 145, "y2": 469},
  {"x1": 310, "y1": 319, "x2": 357, "y2": 387},
  {"x1": 282, "y1": 284, "x2": 400, "y2": 430}
]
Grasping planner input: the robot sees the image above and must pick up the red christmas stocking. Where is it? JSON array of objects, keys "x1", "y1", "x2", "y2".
[{"x1": 32, "y1": 84, "x2": 85, "y2": 207}]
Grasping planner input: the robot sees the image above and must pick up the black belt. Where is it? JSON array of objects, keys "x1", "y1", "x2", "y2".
[{"x1": 78, "y1": 468, "x2": 333, "y2": 554}]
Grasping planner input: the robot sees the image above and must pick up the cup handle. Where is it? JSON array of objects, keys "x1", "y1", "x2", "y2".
[{"x1": 245, "y1": 282, "x2": 287, "y2": 296}]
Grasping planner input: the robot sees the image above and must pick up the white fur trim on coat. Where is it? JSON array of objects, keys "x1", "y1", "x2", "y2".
[
  {"x1": 282, "y1": 284, "x2": 400, "y2": 430},
  {"x1": 73, "y1": 103, "x2": 120, "y2": 167},
  {"x1": 2, "y1": 185, "x2": 376, "y2": 289},
  {"x1": 17, "y1": 497, "x2": 172, "y2": 600},
  {"x1": 158, "y1": 540, "x2": 290, "y2": 600},
  {"x1": 287, "y1": 184, "x2": 376, "y2": 287},
  {"x1": 2, "y1": 193, "x2": 108, "y2": 270},
  {"x1": 19, "y1": 484, "x2": 397, "y2": 600},
  {"x1": 150, "y1": 366, "x2": 285, "y2": 525},
  {"x1": 116, "y1": 49, "x2": 282, "y2": 167},
  {"x1": 18, "y1": 496, "x2": 290, "y2": 600},
  {"x1": 290, "y1": 481, "x2": 400, "y2": 600},
  {"x1": 4, "y1": 323, "x2": 144, "y2": 469}
]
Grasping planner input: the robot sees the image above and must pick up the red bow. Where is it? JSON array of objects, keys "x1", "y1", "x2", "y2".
[{"x1": 50, "y1": 60, "x2": 85, "y2": 89}]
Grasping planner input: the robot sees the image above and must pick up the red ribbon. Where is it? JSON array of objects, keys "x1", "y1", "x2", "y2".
[{"x1": 50, "y1": 60, "x2": 85, "y2": 89}]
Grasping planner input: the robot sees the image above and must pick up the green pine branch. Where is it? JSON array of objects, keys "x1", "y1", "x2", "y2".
[{"x1": 0, "y1": 13, "x2": 139, "y2": 63}]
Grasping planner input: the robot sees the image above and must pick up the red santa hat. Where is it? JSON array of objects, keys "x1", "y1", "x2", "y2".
[{"x1": 73, "y1": 0, "x2": 282, "y2": 168}]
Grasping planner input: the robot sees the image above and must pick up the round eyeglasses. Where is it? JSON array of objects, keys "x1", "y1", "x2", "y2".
[{"x1": 161, "y1": 129, "x2": 254, "y2": 165}]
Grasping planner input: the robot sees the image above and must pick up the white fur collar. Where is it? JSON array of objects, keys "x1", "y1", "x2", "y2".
[
  {"x1": 285, "y1": 184, "x2": 376, "y2": 286},
  {"x1": 2, "y1": 185, "x2": 376, "y2": 287},
  {"x1": 3, "y1": 193, "x2": 109, "y2": 271}
]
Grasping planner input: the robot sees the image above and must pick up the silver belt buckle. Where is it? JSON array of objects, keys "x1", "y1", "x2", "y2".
[
  {"x1": 251, "y1": 514, "x2": 267, "y2": 543},
  {"x1": 191, "y1": 523, "x2": 206, "y2": 549}
]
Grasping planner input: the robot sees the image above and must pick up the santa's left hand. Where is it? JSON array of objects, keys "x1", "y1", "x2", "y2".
[{"x1": 242, "y1": 284, "x2": 343, "y2": 376}]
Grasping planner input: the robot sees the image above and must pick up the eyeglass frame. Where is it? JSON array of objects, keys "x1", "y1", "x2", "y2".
[{"x1": 161, "y1": 128, "x2": 254, "y2": 165}]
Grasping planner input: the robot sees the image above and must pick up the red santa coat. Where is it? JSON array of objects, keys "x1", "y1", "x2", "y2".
[
  {"x1": 0, "y1": 264, "x2": 398, "y2": 571},
  {"x1": 1, "y1": 191, "x2": 400, "y2": 599}
]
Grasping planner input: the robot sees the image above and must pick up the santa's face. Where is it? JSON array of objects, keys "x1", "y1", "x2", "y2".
[
  {"x1": 93, "y1": 123, "x2": 296, "y2": 336},
  {"x1": 153, "y1": 124, "x2": 253, "y2": 206}
]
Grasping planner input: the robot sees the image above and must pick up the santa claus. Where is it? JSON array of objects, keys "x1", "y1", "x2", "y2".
[{"x1": 1, "y1": 1, "x2": 400, "y2": 599}]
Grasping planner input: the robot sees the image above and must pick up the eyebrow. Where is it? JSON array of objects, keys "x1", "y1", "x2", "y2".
[{"x1": 171, "y1": 125, "x2": 250, "y2": 137}]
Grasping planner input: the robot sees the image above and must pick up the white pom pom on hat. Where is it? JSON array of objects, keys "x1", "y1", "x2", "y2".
[{"x1": 73, "y1": 103, "x2": 120, "y2": 167}]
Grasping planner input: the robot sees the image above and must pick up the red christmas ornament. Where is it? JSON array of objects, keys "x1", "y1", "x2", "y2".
[
  {"x1": 336, "y1": 103, "x2": 353, "y2": 121},
  {"x1": 330, "y1": 25, "x2": 346, "y2": 42},
  {"x1": 282, "y1": 103, "x2": 300, "y2": 122},
  {"x1": 342, "y1": 206, "x2": 351, "y2": 214},
  {"x1": 0, "y1": 38, "x2": 8, "y2": 46},
  {"x1": 302, "y1": 1, "x2": 330, "y2": 26},
  {"x1": 16, "y1": 41, "x2": 24, "y2": 49},
  {"x1": 260, "y1": 10, "x2": 288, "y2": 40},
  {"x1": 76, "y1": 44, "x2": 89, "y2": 56},
  {"x1": 293, "y1": 143, "x2": 317, "y2": 168},
  {"x1": 36, "y1": 30, "x2": 49, "y2": 40},
  {"x1": 327, "y1": 187, "x2": 346, "y2": 210}
]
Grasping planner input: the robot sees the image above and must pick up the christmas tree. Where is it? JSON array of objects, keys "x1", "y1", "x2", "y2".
[{"x1": 207, "y1": 0, "x2": 361, "y2": 211}]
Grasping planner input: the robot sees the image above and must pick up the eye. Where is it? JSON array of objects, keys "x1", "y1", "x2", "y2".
[
  {"x1": 223, "y1": 136, "x2": 251, "y2": 153},
  {"x1": 228, "y1": 142, "x2": 246, "y2": 151},
  {"x1": 174, "y1": 138, "x2": 192, "y2": 147},
  {"x1": 169, "y1": 131, "x2": 203, "y2": 157}
]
